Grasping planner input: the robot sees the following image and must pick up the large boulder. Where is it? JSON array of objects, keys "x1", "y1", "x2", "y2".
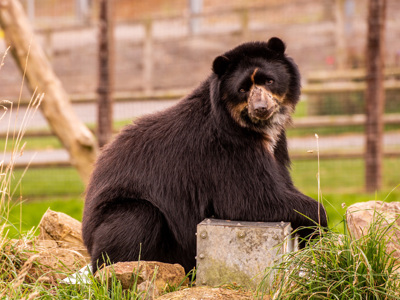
[
  {"x1": 37, "y1": 209, "x2": 90, "y2": 259},
  {"x1": 5, "y1": 209, "x2": 90, "y2": 284},
  {"x1": 95, "y1": 261, "x2": 187, "y2": 298},
  {"x1": 7, "y1": 239, "x2": 88, "y2": 283},
  {"x1": 346, "y1": 201, "x2": 400, "y2": 263}
]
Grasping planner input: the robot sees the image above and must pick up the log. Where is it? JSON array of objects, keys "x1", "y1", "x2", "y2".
[{"x1": 0, "y1": 0, "x2": 98, "y2": 184}]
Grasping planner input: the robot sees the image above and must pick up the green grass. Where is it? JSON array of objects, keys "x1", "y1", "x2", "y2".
[
  {"x1": 292, "y1": 157, "x2": 400, "y2": 229},
  {"x1": 260, "y1": 215, "x2": 400, "y2": 299},
  {"x1": 292, "y1": 157, "x2": 400, "y2": 194},
  {"x1": 293, "y1": 99, "x2": 307, "y2": 118},
  {"x1": 0, "y1": 135, "x2": 62, "y2": 151},
  {"x1": 5, "y1": 167, "x2": 85, "y2": 238},
  {"x1": 11, "y1": 167, "x2": 85, "y2": 198},
  {"x1": 287, "y1": 123, "x2": 400, "y2": 137}
]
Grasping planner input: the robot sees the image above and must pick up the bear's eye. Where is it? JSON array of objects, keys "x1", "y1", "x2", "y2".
[
  {"x1": 266, "y1": 79, "x2": 274, "y2": 85},
  {"x1": 239, "y1": 88, "x2": 247, "y2": 93}
]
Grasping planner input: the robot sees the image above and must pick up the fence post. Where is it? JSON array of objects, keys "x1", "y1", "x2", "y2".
[
  {"x1": 188, "y1": 0, "x2": 203, "y2": 35},
  {"x1": 75, "y1": 0, "x2": 91, "y2": 25},
  {"x1": 97, "y1": 0, "x2": 114, "y2": 147},
  {"x1": 334, "y1": 0, "x2": 346, "y2": 69},
  {"x1": 143, "y1": 19, "x2": 153, "y2": 94},
  {"x1": 26, "y1": 0, "x2": 35, "y2": 23},
  {"x1": 365, "y1": 0, "x2": 386, "y2": 193},
  {"x1": 240, "y1": 8, "x2": 249, "y2": 36}
]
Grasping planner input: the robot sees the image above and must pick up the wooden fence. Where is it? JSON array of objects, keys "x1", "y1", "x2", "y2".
[{"x1": 3, "y1": 87, "x2": 400, "y2": 168}]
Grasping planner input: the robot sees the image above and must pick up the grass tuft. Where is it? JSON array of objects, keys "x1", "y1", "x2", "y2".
[{"x1": 258, "y1": 214, "x2": 400, "y2": 299}]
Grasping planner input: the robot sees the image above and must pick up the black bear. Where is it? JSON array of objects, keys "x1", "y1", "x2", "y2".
[{"x1": 82, "y1": 37, "x2": 327, "y2": 274}]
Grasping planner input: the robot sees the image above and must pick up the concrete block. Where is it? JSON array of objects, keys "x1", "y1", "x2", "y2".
[{"x1": 196, "y1": 219, "x2": 296, "y2": 289}]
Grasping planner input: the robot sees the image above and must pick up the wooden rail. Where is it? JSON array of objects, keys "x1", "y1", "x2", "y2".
[
  {"x1": 11, "y1": 150, "x2": 400, "y2": 169},
  {"x1": 303, "y1": 81, "x2": 400, "y2": 94},
  {"x1": 2, "y1": 111, "x2": 399, "y2": 139},
  {"x1": 2, "y1": 90, "x2": 400, "y2": 139},
  {"x1": 307, "y1": 68, "x2": 400, "y2": 83},
  {"x1": 290, "y1": 151, "x2": 400, "y2": 161},
  {"x1": 293, "y1": 114, "x2": 400, "y2": 128},
  {"x1": 3, "y1": 90, "x2": 400, "y2": 168},
  {"x1": 5, "y1": 89, "x2": 189, "y2": 107},
  {"x1": 7, "y1": 82, "x2": 400, "y2": 105}
]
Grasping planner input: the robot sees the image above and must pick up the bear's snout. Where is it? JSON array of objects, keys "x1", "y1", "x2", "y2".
[{"x1": 249, "y1": 86, "x2": 278, "y2": 120}]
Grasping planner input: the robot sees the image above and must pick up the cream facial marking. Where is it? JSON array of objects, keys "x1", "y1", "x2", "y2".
[{"x1": 262, "y1": 109, "x2": 291, "y2": 154}]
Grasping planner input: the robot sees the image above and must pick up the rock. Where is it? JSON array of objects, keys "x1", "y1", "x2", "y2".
[
  {"x1": 7, "y1": 240, "x2": 88, "y2": 284},
  {"x1": 37, "y1": 209, "x2": 90, "y2": 259},
  {"x1": 24, "y1": 248, "x2": 88, "y2": 283},
  {"x1": 95, "y1": 261, "x2": 187, "y2": 298},
  {"x1": 3, "y1": 210, "x2": 91, "y2": 285},
  {"x1": 346, "y1": 201, "x2": 400, "y2": 262},
  {"x1": 7, "y1": 238, "x2": 58, "y2": 251},
  {"x1": 156, "y1": 286, "x2": 268, "y2": 299}
]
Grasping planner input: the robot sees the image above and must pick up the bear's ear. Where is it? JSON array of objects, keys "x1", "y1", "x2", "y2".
[
  {"x1": 212, "y1": 55, "x2": 230, "y2": 76},
  {"x1": 267, "y1": 37, "x2": 286, "y2": 54}
]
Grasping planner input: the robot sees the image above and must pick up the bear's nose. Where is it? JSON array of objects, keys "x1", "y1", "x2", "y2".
[
  {"x1": 253, "y1": 101, "x2": 268, "y2": 114},
  {"x1": 249, "y1": 86, "x2": 278, "y2": 119},
  {"x1": 253, "y1": 97, "x2": 278, "y2": 119}
]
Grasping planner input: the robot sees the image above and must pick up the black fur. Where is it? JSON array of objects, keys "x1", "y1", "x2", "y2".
[{"x1": 82, "y1": 37, "x2": 327, "y2": 274}]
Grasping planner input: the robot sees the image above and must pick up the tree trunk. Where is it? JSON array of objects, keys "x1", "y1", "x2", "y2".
[
  {"x1": 0, "y1": 0, "x2": 98, "y2": 185},
  {"x1": 365, "y1": 0, "x2": 386, "y2": 193},
  {"x1": 97, "y1": 0, "x2": 114, "y2": 147}
]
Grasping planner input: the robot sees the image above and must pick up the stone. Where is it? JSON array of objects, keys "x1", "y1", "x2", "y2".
[
  {"x1": 16, "y1": 247, "x2": 88, "y2": 283},
  {"x1": 3, "y1": 210, "x2": 92, "y2": 285},
  {"x1": 95, "y1": 261, "x2": 187, "y2": 298},
  {"x1": 37, "y1": 209, "x2": 90, "y2": 259},
  {"x1": 346, "y1": 201, "x2": 400, "y2": 263},
  {"x1": 156, "y1": 286, "x2": 270, "y2": 299},
  {"x1": 31, "y1": 248, "x2": 88, "y2": 281},
  {"x1": 196, "y1": 219, "x2": 296, "y2": 289}
]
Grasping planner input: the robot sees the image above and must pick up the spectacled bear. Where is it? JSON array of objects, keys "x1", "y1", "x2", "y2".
[{"x1": 82, "y1": 37, "x2": 327, "y2": 274}]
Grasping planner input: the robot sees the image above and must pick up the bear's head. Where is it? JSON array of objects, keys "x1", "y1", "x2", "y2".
[{"x1": 211, "y1": 37, "x2": 301, "y2": 137}]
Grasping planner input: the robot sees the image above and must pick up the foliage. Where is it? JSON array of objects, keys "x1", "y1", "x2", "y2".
[{"x1": 259, "y1": 216, "x2": 400, "y2": 299}]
